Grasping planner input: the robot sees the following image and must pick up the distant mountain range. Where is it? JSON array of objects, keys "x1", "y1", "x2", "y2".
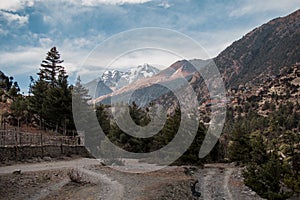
[
  {"x1": 87, "y1": 9, "x2": 300, "y2": 110},
  {"x1": 93, "y1": 59, "x2": 210, "y2": 108},
  {"x1": 84, "y1": 63, "x2": 160, "y2": 98}
]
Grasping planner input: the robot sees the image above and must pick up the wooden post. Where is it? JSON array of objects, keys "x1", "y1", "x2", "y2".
[
  {"x1": 19, "y1": 131, "x2": 22, "y2": 146},
  {"x1": 14, "y1": 129, "x2": 18, "y2": 161},
  {"x1": 60, "y1": 137, "x2": 63, "y2": 154},
  {"x1": 40, "y1": 133, "x2": 44, "y2": 158},
  {"x1": 3, "y1": 131, "x2": 5, "y2": 146},
  {"x1": 15, "y1": 129, "x2": 18, "y2": 146}
]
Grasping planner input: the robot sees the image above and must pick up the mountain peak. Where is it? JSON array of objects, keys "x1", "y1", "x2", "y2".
[{"x1": 99, "y1": 64, "x2": 160, "y2": 90}]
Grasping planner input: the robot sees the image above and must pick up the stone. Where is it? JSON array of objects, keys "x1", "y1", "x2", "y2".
[
  {"x1": 12, "y1": 169, "x2": 21, "y2": 175},
  {"x1": 43, "y1": 156, "x2": 52, "y2": 161}
]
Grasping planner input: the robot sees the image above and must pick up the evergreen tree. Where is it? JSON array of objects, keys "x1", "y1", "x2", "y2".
[
  {"x1": 227, "y1": 122, "x2": 251, "y2": 163},
  {"x1": 29, "y1": 79, "x2": 47, "y2": 129},
  {"x1": 10, "y1": 95, "x2": 27, "y2": 131},
  {"x1": 72, "y1": 76, "x2": 93, "y2": 131},
  {"x1": 38, "y1": 47, "x2": 64, "y2": 87},
  {"x1": 46, "y1": 67, "x2": 72, "y2": 133},
  {"x1": 30, "y1": 47, "x2": 72, "y2": 133},
  {"x1": 250, "y1": 132, "x2": 268, "y2": 164}
]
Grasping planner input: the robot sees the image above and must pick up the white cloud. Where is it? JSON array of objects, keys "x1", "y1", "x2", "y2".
[
  {"x1": 229, "y1": 0, "x2": 300, "y2": 17},
  {"x1": 0, "y1": 27, "x2": 8, "y2": 35},
  {"x1": 158, "y1": 1, "x2": 171, "y2": 9},
  {"x1": 0, "y1": 0, "x2": 36, "y2": 12},
  {"x1": 80, "y1": 0, "x2": 152, "y2": 6},
  {"x1": 0, "y1": 11, "x2": 29, "y2": 26},
  {"x1": 194, "y1": 26, "x2": 254, "y2": 57},
  {"x1": 39, "y1": 37, "x2": 53, "y2": 47},
  {"x1": 0, "y1": 45, "x2": 88, "y2": 92},
  {"x1": 0, "y1": 0, "x2": 151, "y2": 12},
  {"x1": 0, "y1": 47, "x2": 45, "y2": 75}
]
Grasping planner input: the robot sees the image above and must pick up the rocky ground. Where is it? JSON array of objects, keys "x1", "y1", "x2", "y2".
[
  {"x1": 0, "y1": 158, "x2": 265, "y2": 200},
  {"x1": 195, "y1": 163, "x2": 264, "y2": 200}
]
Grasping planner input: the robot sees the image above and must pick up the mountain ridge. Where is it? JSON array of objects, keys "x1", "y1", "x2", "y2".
[{"x1": 214, "y1": 9, "x2": 300, "y2": 87}]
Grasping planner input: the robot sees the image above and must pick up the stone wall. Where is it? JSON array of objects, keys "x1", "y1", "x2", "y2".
[{"x1": 0, "y1": 145, "x2": 92, "y2": 161}]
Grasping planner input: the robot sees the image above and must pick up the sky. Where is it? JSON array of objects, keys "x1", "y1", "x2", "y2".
[{"x1": 0, "y1": 0, "x2": 299, "y2": 92}]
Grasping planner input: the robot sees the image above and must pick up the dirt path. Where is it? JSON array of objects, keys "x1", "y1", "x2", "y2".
[
  {"x1": 0, "y1": 158, "x2": 99, "y2": 175},
  {"x1": 78, "y1": 168, "x2": 124, "y2": 200},
  {"x1": 0, "y1": 158, "x2": 124, "y2": 200},
  {"x1": 195, "y1": 163, "x2": 264, "y2": 200},
  {"x1": 0, "y1": 160, "x2": 265, "y2": 200}
]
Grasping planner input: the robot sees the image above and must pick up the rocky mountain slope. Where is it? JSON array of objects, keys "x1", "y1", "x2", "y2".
[{"x1": 215, "y1": 9, "x2": 300, "y2": 87}]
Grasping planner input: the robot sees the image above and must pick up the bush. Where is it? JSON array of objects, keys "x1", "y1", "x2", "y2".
[{"x1": 68, "y1": 169, "x2": 89, "y2": 184}]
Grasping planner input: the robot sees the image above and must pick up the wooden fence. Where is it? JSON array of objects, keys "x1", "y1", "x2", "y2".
[{"x1": 0, "y1": 129, "x2": 83, "y2": 147}]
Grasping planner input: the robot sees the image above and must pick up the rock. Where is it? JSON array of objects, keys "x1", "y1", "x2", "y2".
[
  {"x1": 13, "y1": 169, "x2": 21, "y2": 175},
  {"x1": 43, "y1": 156, "x2": 52, "y2": 161}
]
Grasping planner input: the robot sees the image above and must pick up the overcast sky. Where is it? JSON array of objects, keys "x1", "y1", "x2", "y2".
[{"x1": 0, "y1": 0, "x2": 299, "y2": 92}]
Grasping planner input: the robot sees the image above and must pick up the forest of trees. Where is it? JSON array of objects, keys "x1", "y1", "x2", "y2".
[{"x1": 226, "y1": 101, "x2": 300, "y2": 199}]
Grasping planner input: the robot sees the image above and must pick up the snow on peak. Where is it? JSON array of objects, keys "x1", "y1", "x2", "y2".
[{"x1": 99, "y1": 64, "x2": 160, "y2": 90}]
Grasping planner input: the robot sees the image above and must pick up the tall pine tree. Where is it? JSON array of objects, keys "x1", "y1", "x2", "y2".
[{"x1": 30, "y1": 47, "x2": 72, "y2": 133}]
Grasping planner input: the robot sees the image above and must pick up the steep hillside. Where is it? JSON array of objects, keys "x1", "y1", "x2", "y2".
[{"x1": 215, "y1": 9, "x2": 300, "y2": 87}]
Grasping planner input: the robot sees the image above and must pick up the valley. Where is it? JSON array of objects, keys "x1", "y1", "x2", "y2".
[{"x1": 1, "y1": 6, "x2": 300, "y2": 200}]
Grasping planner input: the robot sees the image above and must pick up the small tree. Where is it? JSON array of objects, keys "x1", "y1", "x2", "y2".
[
  {"x1": 10, "y1": 95, "x2": 27, "y2": 131},
  {"x1": 227, "y1": 123, "x2": 251, "y2": 163}
]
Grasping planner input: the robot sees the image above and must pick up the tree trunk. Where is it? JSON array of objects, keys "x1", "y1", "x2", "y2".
[
  {"x1": 56, "y1": 121, "x2": 59, "y2": 134},
  {"x1": 17, "y1": 117, "x2": 20, "y2": 133}
]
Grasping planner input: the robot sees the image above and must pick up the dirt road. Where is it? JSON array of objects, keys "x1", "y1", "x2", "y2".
[
  {"x1": 0, "y1": 158, "x2": 124, "y2": 200},
  {"x1": 195, "y1": 163, "x2": 264, "y2": 200},
  {"x1": 0, "y1": 159, "x2": 264, "y2": 200}
]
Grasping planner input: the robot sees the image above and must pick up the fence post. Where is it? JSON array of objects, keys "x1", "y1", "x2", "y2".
[
  {"x1": 19, "y1": 131, "x2": 22, "y2": 146},
  {"x1": 2, "y1": 131, "x2": 5, "y2": 146},
  {"x1": 14, "y1": 129, "x2": 18, "y2": 161},
  {"x1": 15, "y1": 129, "x2": 18, "y2": 146},
  {"x1": 40, "y1": 133, "x2": 44, "y2": 158},
  {"x1": 60, "y1": 137, "x2": 63, "y2": 154}
]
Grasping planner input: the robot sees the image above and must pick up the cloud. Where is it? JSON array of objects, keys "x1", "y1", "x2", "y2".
[
  {"x1": 229, "y1": 0, "x2": 300, "y2": 17},
  {"x1": 0, "y1": 11, "x2": 29, "y2": 26},
  {"x1": 0, "y1": 26, "x2": 8, "y2": 35},
  {"x1": 0, "y1": 0, "x2": 152, "y2": 12},
  {"x1": 158, "y1": 1, "x2": 171, "y2": 9},
  {"x1": 0, "y1": 0, "x2": 35, "y2": 12},
  {"x1": 80, "y1": 0, "x2": 152, "y2": 6},
  {"x1": 193, "y1": 27, "x2": 255, "y2": 57},
  {"x1": 39, "y1": 37, "x2": 53, "y2": 47}
]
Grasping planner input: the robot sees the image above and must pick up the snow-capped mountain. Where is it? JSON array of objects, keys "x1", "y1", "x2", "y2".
[
  {"x1": 101, "y1": 70, "x2": 125, "y2": 88},
  {"x1": 83, "y1": 64, "x2": 160, "y2": 99},
  {"x1": 128, "y1": 63, "x2": 160, "y2": 83},
  {"x1": 93, "y1": 59, "x2": 209, "y2": 107},
  {"x1": 101, "y1": 64, "x2": 160, "y2": 90}
]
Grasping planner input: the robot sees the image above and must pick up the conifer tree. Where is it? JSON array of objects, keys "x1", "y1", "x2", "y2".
[
  {"x1": 30, "y1": 47, "x2": 72, "y2": 133},
  {"x1": 38, "y1": 47, "x2": 64, "y2": 87}
]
